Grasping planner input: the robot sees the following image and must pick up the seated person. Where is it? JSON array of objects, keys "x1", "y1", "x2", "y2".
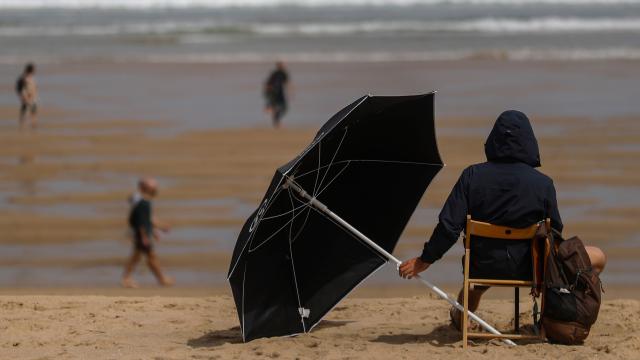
[{"x1": 398, "y1": 110, "x2": 606, "y2": 329}]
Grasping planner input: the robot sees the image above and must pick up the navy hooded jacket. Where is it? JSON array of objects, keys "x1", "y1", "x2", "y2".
[{"x1": 420, "y1": 110, "x2": 563, "y2": 279}]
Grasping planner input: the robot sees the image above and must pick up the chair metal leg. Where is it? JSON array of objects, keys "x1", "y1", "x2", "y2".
[
  {"x1": 514, "y1": 288, "x2": 520, "y2": 333},
  {"x1": 463, "y1": 249, "x2": 470, "y2": 348}
]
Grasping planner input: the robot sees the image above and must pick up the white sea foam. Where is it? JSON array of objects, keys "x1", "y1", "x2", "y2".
[
  {"x1": 131, "y1": 48, "x2": 640, "y2": 62},
  {"x1": 2, "y1": 0, "x2": 640, "y2": 9},
  {"x1": 3, "y1": 17, "x2": 640, "y2": 37},
  {"x1": 0, "y1": 21, "x2": 227, "y2": 37},
  {"x1": 257, "y1": 18, "x2": 640, "y2": 35},
  {"x1": 2, "y1": 48, "x2": 639, "y2": 65}
]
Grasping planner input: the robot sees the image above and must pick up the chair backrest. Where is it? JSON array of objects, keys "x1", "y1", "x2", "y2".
[
  {"x1": 464, "y1": 215, "x2": 551, "y2": 288},
  {"x1": 465, "y1": 215, "x2": 541, "y2": 248}
]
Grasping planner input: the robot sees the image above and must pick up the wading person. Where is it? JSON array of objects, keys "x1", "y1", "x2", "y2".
[
  {"x1": 15, "y1": 62, "x2": 38, "y2": 130},
  {"x1": 122, "y1": 178, "x2": 173, "y2": 288},
  {"x1": 398, "y1": 110, "x2": 606, "y2": 330},
  {"x1": 264, "y1": 61, "x2": 290, "y2": 128}
]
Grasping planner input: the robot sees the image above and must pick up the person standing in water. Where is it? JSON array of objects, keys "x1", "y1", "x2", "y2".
[
  {"x1": 122, "y1": 177, "x2": 173, "y2": 288},
  {"x1": 15, "y1": 62, "x2": 38, "y2": 130},
  {"x1": 264, "y1": 61, "x2": 291, "y2": 128}
]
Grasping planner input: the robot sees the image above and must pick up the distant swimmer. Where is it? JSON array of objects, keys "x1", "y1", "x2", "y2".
[
  {"x1": 264, "y1": 61, "x2": 291, "y2": 128},
  {"x1": 15, "y1": 62, "x2": 38, "y2": 130},
  {"x1": 122, "y1": 178, "x2": 173, "y2": 288}
]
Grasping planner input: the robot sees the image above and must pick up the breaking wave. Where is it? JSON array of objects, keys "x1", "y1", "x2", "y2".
[
  {"x1": 3, "y1": 17, "x2": 640, "y2": 37},
  {"x1": 2, "y1": 0, "x2": 640, "y2": 9}
]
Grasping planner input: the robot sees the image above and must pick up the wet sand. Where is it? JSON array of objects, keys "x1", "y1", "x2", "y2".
[
  {"x1": 2, "y1": 60, "x2": 640, "y2": 130},
  {"x1": 2, "y1": 294, "x2": 639, "y2": 359},
  {"x1": 1, "y1": 104, "x2": 639, "y2": 289}
]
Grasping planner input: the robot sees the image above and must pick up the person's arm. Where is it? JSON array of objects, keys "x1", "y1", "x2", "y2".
[
  {"x1": 399, "y1": 167, "x2": 471, "y2": 278},
  {"x1": 546, "y1": 180, "x2": 563, "y2": 233},
  {"x1": 31, "y1": 78, "x2": 38, "y2": 103},
  {"x1": 139, "y1": 226, "x2": 151, "y2": 246},
  {"x1": 20, "y1": 85, "x2": 29, "y2": 103},
  {"x1": 23, "y1": 78, "x2": 36, "y2": 104},
  {"x1": 420, "y1": 169, "x2": 470, "y2": 263},
  {"x1": 264, "y1": 73, "x2": 275, "y2": 94}
]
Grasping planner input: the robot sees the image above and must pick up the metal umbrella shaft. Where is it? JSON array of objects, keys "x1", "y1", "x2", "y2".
[{"x1": 284, "y1": 177, "x2": 516, "y2": 346}]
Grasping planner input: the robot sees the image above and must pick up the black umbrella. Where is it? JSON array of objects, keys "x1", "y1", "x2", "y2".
[{"x1": 227, "y1": 93, "x2": 510, "y2": 343}]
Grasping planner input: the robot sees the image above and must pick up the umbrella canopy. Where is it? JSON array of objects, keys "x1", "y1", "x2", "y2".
[{"x1": 227, "y1": 93, "x2": 443, "y2": 341}]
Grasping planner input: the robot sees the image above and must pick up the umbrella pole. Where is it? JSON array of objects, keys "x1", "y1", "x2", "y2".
[{"x1": 284, "y1": 177, "x2": 516, "y2": 346}]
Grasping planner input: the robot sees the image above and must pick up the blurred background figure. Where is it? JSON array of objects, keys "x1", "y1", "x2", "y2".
[
  {"x1": 122, "y1": 177, "x2": 173, "y2": 288},
  {"x1": 264, "y1": 61, "x2": 290, "y2": 128},
  {"x1": 15, "y1": 62, "x2": 38, "y2": 130}
]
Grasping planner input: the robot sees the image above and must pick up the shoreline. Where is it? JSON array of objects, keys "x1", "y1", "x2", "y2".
[{"x1": 3, "y1": 59, "x2": 640, "y2": 129}]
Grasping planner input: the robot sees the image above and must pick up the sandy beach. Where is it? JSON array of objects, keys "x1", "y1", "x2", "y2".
[
  {"x1": 2, "y1": 0, "x2": 640, "y2": 356},
  {"x1": 2, "y1": 294, "x2": 639, "y2": 359},
  {"x1": 1, "y1": 59, "x2": 640, "y2": 357}
]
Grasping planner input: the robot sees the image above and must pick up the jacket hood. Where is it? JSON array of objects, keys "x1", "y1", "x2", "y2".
[{"x1": 484, "y1": 110, "x2": 541, "y2": 167}]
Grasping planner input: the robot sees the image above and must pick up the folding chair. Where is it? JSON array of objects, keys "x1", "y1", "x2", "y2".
[{"x1": 462, "y1": 215, "x2": 550, "y2": 348}]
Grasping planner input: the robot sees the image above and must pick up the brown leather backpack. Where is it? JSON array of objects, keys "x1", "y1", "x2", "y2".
[{"x1": 541, "y1": 234, "x2": 602, "y2": 344}]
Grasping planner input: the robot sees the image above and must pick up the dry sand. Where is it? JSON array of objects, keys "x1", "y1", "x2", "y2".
[{"x1": 2, "y1": 294, "x2": 639, "y2": 359}]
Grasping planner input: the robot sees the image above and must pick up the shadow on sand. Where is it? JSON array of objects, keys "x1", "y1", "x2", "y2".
[
  {"x1": 187, "y1": 320, "x2": 353, "y2": 348},
  {"x1": 372, "y1": 323, "x2": 544, "y2": 347},
  {"x1": 188, "y1": 326, "x2": 243, "y2": 348},
  {"x1": 312, "y1": 319, "x2": 354, "y2": 331},
  {"x1": 370, "y1": 324, "x2": 460, "y2": 347}
]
